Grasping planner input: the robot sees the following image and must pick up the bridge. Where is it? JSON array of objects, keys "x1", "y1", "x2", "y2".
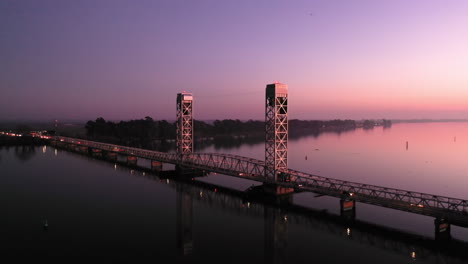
[
  {"x1": 49, "y1": 82, "x2": 468, "y2": 240},
  {"x1": 44, "y1": 150, "x2": 468, "y2": 263}
]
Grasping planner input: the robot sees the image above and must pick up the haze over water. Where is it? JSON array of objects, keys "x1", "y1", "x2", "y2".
[{"x1": 1, "y1": 122, "x2": 467, "y2": 262}]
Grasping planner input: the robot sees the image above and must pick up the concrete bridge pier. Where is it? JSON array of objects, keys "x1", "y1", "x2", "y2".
[
  {"x1": 340, "y1": 197, "x2": 356, "y2": 221},
  {"x1": 127, "y1": 156, "x2": 137, "y2": 166},
  {"x1": 175, "y1": 165, "x2": 206, "y2": 177},
  {"x1": 90, "y1": 148, "x2": 103, "y2": 157},
  {"x1": 78, "y1": 146, "x2": 88, "y2": 154},
  {"x1": 247, "y1": 184, "x2": 294, "y2": 206},
  {"x1": 151, "y1": 161, "x2": 163, "y2": 172},
  {"x1": 434, "y1": 218, "x2": 451, "y2": 241},
  {"x1": 55, "y1": 141, "x2": 66, "y2": 149},
  {"x1": 262, "y1": 183, "x2": 295, "y2": 197},
  {"x1": 176, "y1": 165, "x2": 193, "y2": 176},
  {"x1": 67, "y1": 143, "x2": 76, "y2": 151},
  {"x1": 106, "y1": 151, "x2": 118, "y2": 161},
  {"x1": 50, "y1": 140, "x2": 57, "y2": 147}
]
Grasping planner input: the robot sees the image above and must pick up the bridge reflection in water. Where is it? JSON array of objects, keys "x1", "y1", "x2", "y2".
[
  {"x1": 151, "y1": 170, "x2": 468, "y2": 264},
  {"x1": 55, "y1": 145, "x2": 468, "y2": 264},
  {"x1": 51, "y1": 136, "x2": 468, "y2": 231}
]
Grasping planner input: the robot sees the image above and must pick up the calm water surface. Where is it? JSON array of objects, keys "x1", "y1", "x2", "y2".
[{"x1": 1, "y1": 122, "x2": 467, "y2": 263}]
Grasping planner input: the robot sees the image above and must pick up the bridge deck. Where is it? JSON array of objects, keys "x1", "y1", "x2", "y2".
[{"x1": 54, "y1": 136, "x2": 468, "y2": 227}]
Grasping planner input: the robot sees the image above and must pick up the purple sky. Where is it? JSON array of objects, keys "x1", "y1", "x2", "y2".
[{"x1": 1, "y1": 0, "x2": 468, "y2": 121}]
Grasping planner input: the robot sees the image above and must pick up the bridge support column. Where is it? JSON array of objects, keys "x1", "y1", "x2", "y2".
[
  {"x1": 151, "y1": 161, "x2": 163, "y2": 171},
  {"x1": 176, "y1": 165, "x2": 192, "y2": 176},
  {"x1": 56, "y1": 141, "x2": 66, "y2": 149},
  {"x1": 262, "y1": 183, "x2": 294, "y2": 196},
  {"x1": 67, "y1": 143, "x2": 76, "y2": 151},
  {"x1": 340, "y1": 198, "x2": 356, "y2": 221},
  {"x1": 264, "y1": 207, "x2": 288, "y2": 264},
  {"x1": 434, "y1": 218, "x2": 451, "y2": 241},
  {"x1": 106, "y1": 151, "x2": 117, "y2": 161},
  {"x1": 91, "y1": 148, "x2": 103, "y2": 157},
  {"x1": 177, "y1": 185, "x2": 193, "y2": 256},
  {"x1": 175, "y1": 165, "x2": 206, "y2": 177},
  {"x1": 127, "y1": 156, "x2": 137, "y2": 166},
  {"x1": 78, "y1": 146, "x2": 88, "y2": 153}
]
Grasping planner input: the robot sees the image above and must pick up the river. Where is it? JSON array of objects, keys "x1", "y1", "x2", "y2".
[{"x1": 1, "y1": 122, "x2": 467, "y2": 263}]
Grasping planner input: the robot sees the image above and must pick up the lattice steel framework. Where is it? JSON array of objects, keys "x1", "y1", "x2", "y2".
[
  {"x1": 176, "y1": 92, "x2": 194, "y2": 155},
  {"x1": 265, "y1": 82, "x2": 288, "y2": 182},
  {"x1": 53, "y1": 136, "x2": 468, "y2": 227}
]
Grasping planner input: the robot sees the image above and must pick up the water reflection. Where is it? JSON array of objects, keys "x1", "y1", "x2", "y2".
[
  {"x1": 4, "y1": 135, "x2": 468, "y2": 263},
  {"x1": 101, "y1": 165, "x2": 465, "y2": 263},
  {"x1": 14, "y1": 145, "x2": 36, "y2": 162},
  {"x1": 176, "y1": 185, "x2": 193, "y2": 256},
  {"x1": 264, "y1": 207, "x2": 288, "y2": 264},
  {"x1": 165, "y1": 174, "x2": 467, "y2": 263},
  {"x1": 42, "y1": 145, "x2": 468, "y2": 263},
  {"x1": 131, "y1": 128, "x2": 359, "y2": 153}
]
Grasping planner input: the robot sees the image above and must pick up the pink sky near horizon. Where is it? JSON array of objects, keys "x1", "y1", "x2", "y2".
[{"x1": 1, "y1": 0, "x2": 467, "y2": 121}]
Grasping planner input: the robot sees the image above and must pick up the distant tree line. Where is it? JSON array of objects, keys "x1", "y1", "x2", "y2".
[{"x1": 83, "y1": 117, "x2": 389, "y2": 150}]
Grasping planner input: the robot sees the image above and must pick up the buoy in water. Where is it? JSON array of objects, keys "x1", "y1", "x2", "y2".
[
  {"x1": 43, "y1": 219, "x2": 48, "y2": 230},
  {"x1": 305, "y1": 155, "x2": 308, "y2": 160}
]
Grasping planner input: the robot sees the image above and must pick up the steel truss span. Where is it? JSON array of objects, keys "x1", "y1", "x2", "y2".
[{"x1": 54, "y1": 136, "x2": 468, "y2": 227}]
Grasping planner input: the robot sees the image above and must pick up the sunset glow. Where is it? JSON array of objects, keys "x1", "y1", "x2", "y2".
[{"x1": 1, "y1": 0, "x2": 467, "y2": 121}]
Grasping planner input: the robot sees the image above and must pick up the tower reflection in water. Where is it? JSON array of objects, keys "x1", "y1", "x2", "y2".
[
  {"x1": 169, "y1": 172, "x2": 467, "y2": 264},
  {"x1": 264, "y1": 206, "x2": 288, "y2": 264},
  {"x1": 177, "y1": 184, "x2": 193, "y2": 256},
  {"x1": 40, "y1": 145, "x2": 467, "y2": 264},
  {"x1": 175, "y1": 181, "x2": 290, "y2": 264}
]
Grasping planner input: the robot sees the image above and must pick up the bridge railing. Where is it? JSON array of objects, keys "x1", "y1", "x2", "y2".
[
  {"x1": 287, "y1": 169, "x2": 468, "y2": 216},
  {"x1": 53, "y1": 136, "x2": 468, "y2": 217}
]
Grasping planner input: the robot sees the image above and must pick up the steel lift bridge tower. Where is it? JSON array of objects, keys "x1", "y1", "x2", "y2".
[
  {"x1": 176, "y1": 92, "x2": 194, "y2": 156},
  {"x1": 265, "y1": 82, "x2": 288, "y2": 182}
]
